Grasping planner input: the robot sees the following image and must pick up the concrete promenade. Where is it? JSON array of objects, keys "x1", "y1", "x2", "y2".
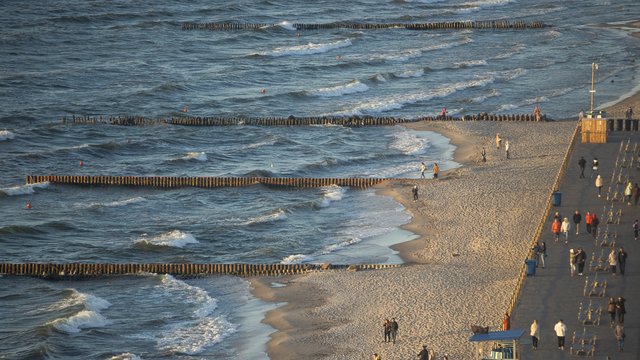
[{"x1": 511, "y1": 129, "x2": 639, "y2": 360}]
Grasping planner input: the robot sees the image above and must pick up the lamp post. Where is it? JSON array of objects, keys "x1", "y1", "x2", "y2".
[{"x1": 590, "y1": 63, "x2": 598, "y2": 111}]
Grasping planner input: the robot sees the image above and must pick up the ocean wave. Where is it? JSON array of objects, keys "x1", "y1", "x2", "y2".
[
  {"x1": 461, "y1": 0, "x2": 513, "y2": 7},
  {"x1": 51, "y1": 291, "x2": 112, "y2": 333},
  {"x1": 320, "y1": 185, "x2": 346, "y2": 208},
  {"x1": 394, "y1": 68, "x2": 424, "y2": 78},
  {"x1": 497, "y1": 96, "x2": 549, "y2": 112},
  {"x1": 471, "y1": 89, "x2": 499, "y2": 103},
  {"x1": 281, "y1": 253, "x2": 315, "y2": 264},
  {"x1": 276, "y1": 21, "x2": 297, "y2": 31},
  {"x1": 375, "y1": 74, "x2": 387, "y2": 82},
  {"x1": 491, "y1": 44, "x2": 524, "y2": 59},
  {"x1": 0, "y1": 130, "x2": 15, "y2": 141},
  {"x1": 135, "y1": 230, "x2": 199, "y2": 248},
  {"x1": 453, "y1": 60, "x2": 488, "y2": 68},
  {"x1": 255, "y1": 39, "x2": 352, "y2": 57},
  {"x1": 541, "y1": 30, "x2": 562, "y2": 43},
  {"x1": 307, "y1": 80, "x2": 370, "y2": 97},
  {"x1": 388, "y1": 130, "x2": 430, "y2": 156},
  {"x1": 420, "y1": 36, "x2": 472, "y2": 52},
  {"x1": 160, "y1": 275, "x2": 217, "y2": 317},
  {"x1": 107, "y1": 354, "x2": 141, "y2": 360},
  {"x1": 319, "y1": 237, "x2": 362, "y2": 255},
  {"x1": 74, "y1": 196, "x2": 146, "y2": 208},
  {"x1": 171, "y1": 152, "x2": 207, "y2": 161},
  {"x1": 221, "y1": 209, "x2": 288, "y2": 226},
  {"x1": 215, "y1": 140, "x2": 277, "y2": 151},
  {"x1": 0, "y1": 181, "x2": 49, "y2": 196}
]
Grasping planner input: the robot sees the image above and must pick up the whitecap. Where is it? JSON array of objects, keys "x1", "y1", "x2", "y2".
[
  {"x1": 135, "y1": 230, "x2": 199, "y2": 248},
  {"x1": 222, "y1": 209, "x2": 288, "y2": 226},
  {"x1": 394, "y1": 68, "x2": 424, "y2": 78},
  {"x1": 308, "y1": 80, "x2": 370, "y2": 97},
  {"x1": 107, "y1": 354, "x2": 142, "y2": 360},
  {"x1": 256, "y1": 39, "x2": 352, "y2": 57},
  {"x1": 0, "y1": 130, "x2": 15, "y2": 141},
  {"x1": 281, "y1": 253, "x2": 315, "y2": 264},
  {"x1": 75, "y1": 196, "x2": 146, "y2": 208},
  {"x1": 0, "y1": 182, "x2": 49, "y2": 196},
  {"x1": 51, "y1": 292, "x2": 112, "y2": 333},
  {"x1": 277, "y1": 21, "x2": 296, "y2": 31},
  {"x1": 453, "y1": 60, "x2": 488, "y2": 68},
  {"x1": 388, "y1": 130, "x2": 430, "y2": 156},
  {"x1": 177, "y1": 152, "x2": 207, "y2": 161},
  {"x1": 156, "y1": 316, "x2": 237, "y2": 354},
  {"x1": 320, "y1": 185, "x2": 346, "y2": 207}
]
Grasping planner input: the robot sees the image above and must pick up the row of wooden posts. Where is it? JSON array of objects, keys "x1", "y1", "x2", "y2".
[
  {"x1": 61, "y1": 113, "x2": 547, "y2": 127},
  {"x1": 0, "y1": 263, "x2": 401, "y2": 277},
  {"x1": 26, "y1": 175, "x2": 394, "y2": 189},
  {"x1": 181, "y1": 21, "x2": 546, "y2": 31}
]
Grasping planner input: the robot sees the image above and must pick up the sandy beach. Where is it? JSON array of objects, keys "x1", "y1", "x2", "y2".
[{"x1": 250, "y1": 120, "x2": 576, "y2": 360}]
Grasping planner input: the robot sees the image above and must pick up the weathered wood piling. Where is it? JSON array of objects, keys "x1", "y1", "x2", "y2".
[{"x1": 180, "y1": 21, "x2": 546, "y2": 31}]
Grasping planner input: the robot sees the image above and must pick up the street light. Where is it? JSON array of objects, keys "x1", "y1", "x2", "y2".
[{"x1": 590, "y1": 63, "x2": 598, "y2": 111}]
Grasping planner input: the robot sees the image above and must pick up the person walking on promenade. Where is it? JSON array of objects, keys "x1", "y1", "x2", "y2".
[
  {"x1": 419, "y1": 162, "x2": 427, "y2": 179},
  {"x1": 383, "y1": 319, "x2": 390, "y2": 342},
  {"x1": 432, "y1": 163, "x2": 439, "y2": 179},
  {"x1": 505, "y1": 140, "x2": 510, "y2": 159},
  {"x1": 539, "y1": 242, "x2": 547, "y2": 268},
  {"x1": 608, "y1": 249, "x2": 617, "y2": 276},
  {"x1": 552, "y1": 218, "x2": 562, "y2": 242},
  {"x1": 618, "y1": 247, "x2": 627, "y2": 275},
  {"x1": 554, "y1": 212, "x2": 562, "y2": 222},
  {"x1": 579, "y1": 110, "x2": 584, "y2": 121},
  {"x1": 573, "y1": 210, "x2": 582, "y2": 235},
  {"x1": 417, "y1": 345, "x2": 428, "y2": 360},
  {"x1": 616, "y1": 297, "x2": 626, "y2": 323},
  {"x1": 496, "y1": 133, "x2": 502, "y2": 150},
  {"x1": 530, "y1": 320, "x2": 540, "y2": 350},
  {"x1": 570, "y1": 249, "x2": 577, "y2": 276},
  {"x1": 615, "y1": 322, "x2": 626, "y2": 352},
  {"x1": 608, "y1": 298, "x2": 617, "y2": 327},
  {"x1": 561, "y1": 218, "x2": 571, "y2": 243},
  {"x1": 502, "y1": 314, "x2": 511, "y2": 330},
  {"x1": 596, "y1": 175, "x2": 603, "y2": 197},
  {"x1": 633, "y1": 183, "x2": 639, "y2": 205},
  {"x1": 625, "y1": 182, "x2": 633, "y2": 205},
  {"x1": 591, "y1": 157, "x2": 599, "y2": 178},
  {"x1": 533, "y1": 242, "x2": 541, "y2": 267},
  {"x1": 578, "y1": 156, "x2": 587, "y2": 178},
  {"x1": 634, "y1": 220, "x2": 638, "y2": 240},
  {"x1": 576, "y1": 248, "x2": 586, "y2": 276},
  {"x1": 390, "y1": 318, "x2": 398, "y2": 344},
  {"x1": 585, "y1": 211, "x2": 592, "y2": 235},
  {"x1": 412, "y1": 186, "x2": 418, "y2": 202},
  {"x1": 554, "y1": 319, "x2": 567, "y2": 350},
  {"x1": 591, "y1": 213, "x2": 600, "y2": 239}
]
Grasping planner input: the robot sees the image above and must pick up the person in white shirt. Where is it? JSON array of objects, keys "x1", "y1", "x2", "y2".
[
  {"x1": 530, "y1": 320, "x2": 540, "y2": 350},
  {"x1": 561, "y1": 218, "x2": 571, "y2": 243},
  {"x1": 554, "y1": 319, "x2": 567, "y2": 350}
]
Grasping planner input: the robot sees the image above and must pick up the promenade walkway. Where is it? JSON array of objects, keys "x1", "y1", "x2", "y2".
[{"x1": 511, "y1": 130, "x2": 639, "y2": 360}]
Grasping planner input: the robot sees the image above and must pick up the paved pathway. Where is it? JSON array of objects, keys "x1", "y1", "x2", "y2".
[{"x1": 511, "y1": 130, "x2": 639, "y2": 360}]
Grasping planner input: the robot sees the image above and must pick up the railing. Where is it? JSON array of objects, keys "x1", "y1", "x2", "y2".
[{"x1": 501, "y1": 121, "x2": 581, "y2": 329}]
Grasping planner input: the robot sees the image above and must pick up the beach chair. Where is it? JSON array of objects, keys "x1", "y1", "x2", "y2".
[
  {"x1": 588, "y1": 260, "x2": 610, "y2": 272},
  {"x1": 579, "y1": 312, "x2": 600, "y2": 325},
  {"x1": 570, "y1": 342, "x2": 595, "y2": 356},
  {"x1": 595, "y1": 236, "x2": 615, "y2": 247},
  {"x1": 603, "y1": 204, "x2": 621, "y2": 217},
  {"x1": 601, "y1": 212, "x2": 620, "y2": 225},
  {"x1": 619, "y1": 141, "x2": 625, "y2": 154},
  {"x1": 591, "y1": 250, "x2": 605, "y2": 262},
  {"x1": 626, "y1": 142, "x2": 637, "y2": 154},
  {"x1": 572, "y1": 328, "x2": 586, "y2": 344},
  {"x1": 584, "y1": 283, "x2": 606, "y2": 297},
  {"x1": 598, "y1": 226, "x2": 617, "y2": 239},
  {"x1": 615, "y1": 155, "x2": 624, "y2": 168},
  {"x1": 584, "y1": 332, "x2": 596, "y2": 345}
]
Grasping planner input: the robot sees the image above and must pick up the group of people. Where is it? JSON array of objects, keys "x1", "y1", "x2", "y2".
[
  {"x1": 419, "y1": 162, "x2": 440, "y2": 179},
  {"x1": 531, "y1": 317, "x2": 627, "y2": 352},
  {"x1": 577, "y1": 156, "x2": 599, "y2": 179},
  {"x1": 382, "y1": 318, "x2": 399, "y2": 344},
  {"x1": 496, "y1": 133, "x2": 510, "y2": 159}
]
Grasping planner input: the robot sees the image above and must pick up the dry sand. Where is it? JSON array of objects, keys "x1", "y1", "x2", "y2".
[{"x1": 250, "y1": 120, "x2": 576, "y2": 360}]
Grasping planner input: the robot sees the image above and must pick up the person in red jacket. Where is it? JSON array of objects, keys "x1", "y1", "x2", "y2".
[
  {"x1": 585, "y1": 211, "x2": 593, "y2": 234},
  {"x1": 552, "y1": 218, "x2": 562, "y2": 242},
  {"x1": 591, "y1": 213, "x2": 600, "y2": 238}
]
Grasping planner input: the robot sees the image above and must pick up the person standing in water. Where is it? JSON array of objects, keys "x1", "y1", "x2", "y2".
[{"x1": 433, "y1": 163, "x2": 439, "y2": 179}]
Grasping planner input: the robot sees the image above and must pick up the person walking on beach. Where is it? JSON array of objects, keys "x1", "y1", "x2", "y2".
[
  {"x1": 625, "y1": 182, "x2": 633, "y2": 205},
  {"x1": 633, "y1": 183, "x2": 639, "y2": 205},
  {"x1": 595, "y1": 175, "x2": 603, "y2": 197},
  {"x1": 496, "y1": 133, "x2": 502, "y2": 150},
  {"x1": 591, "y1": 157, "x2": 599, "y2": 178},
  {"x1": 615, "y1": 322, "x2": 626, "y2": 352},
  {"x1": 591, "y1": 213, "x2": 600, "y2": 238},
  {"x1": 578, "y1": 156, "x2": 587, "y2": 178},
  {"x1": 530, "y1": 320, "x2": 540, "y2": 350},
  {"x1": 570, "y1": 249, "x2": 577, "y2": 276},
  {"x1": 432, "y1": 163, "x2": 439, "y2": 179},
  {"x1": 576, "y1": 248, "x2": 586, "y2": 276},
  {"x1": 534, "y1": 106, "x2": 541, "y2": 121},
  {"x1": 481, "y1": 147, "x2": 487, "y2": 162},
  {"x1": 412, "y1": 186, "x2": 419, "y2": 202},
  {"x1": 373, "y1": 353, "x2": 381, "y2": 360},
  {"x1": 552, "y1": 218, "x2": 562, "y2": 242},
  {"x1": 573, "y1": 210, "x2": 582, "y2": 235},
  {"x1": 608, "y1": 249, "x2": 617, "y2": 276},
  {"x1": 616, "y1": 297, "x2": 626, "y2": 323},
  {"x1": 634, "y1": 220, "x2": 638, "y2": 240},
  {"x1": 390, "y1": 318, "x2": 398, "y2": 344},
  {"x1": 417, "y1": 345, "x2": 428, "y2": 360},
  {"x1": 608, "y1": 298, "x2": 617, "y2": 327},
  {"x1": 383, "y1": 319, "x2": 391, "y2": 342},
  {"x1": 502, "y1": 314, "x2": 511, "y2": 331},
  {"x1": 626, "y1": 106, "x2": 634, "y2": 120},
  {"x1": 561, "y1": 218, "x2": 571, "y2": 243},
  {"x1": 420, "y1": 162, "x2": 427, "y2": 179},
  {"x1": 618, "y1": 247, "x2": 627, "y2": 275},
  {"x1": 441, "y1": 107, "x2": 447, "y2": 118},
  {"x1": 554, "y1": 319, "x2": 567, "y2": 350},
  {"x1": 585, "y1": 211, "x2": 592, "y2": 235}
]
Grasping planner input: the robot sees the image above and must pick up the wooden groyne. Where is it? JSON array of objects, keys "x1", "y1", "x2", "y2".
[
  {"x1": 25, "y1": 175, "x2": 395, "y2": 189},
  {"x1": 0, "y1": 262, "x2": 401, "y2": 279},
  {"x1": 61, "y1": 113, "x2": 551, "y2": 127},
  {"x1": 181, "y1": 20, "x2": 546, "y2": 31}
]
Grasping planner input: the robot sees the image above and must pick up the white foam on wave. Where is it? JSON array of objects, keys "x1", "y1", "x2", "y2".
[
  {"x1": 542, "y1": 30, "x2": 562, "y2": 42},
  {"x1": 107, "y1": 354, "x2": 141, "y2": 360},
  {"x1": 394, "y1": 68, "x2": 424, "y2": 78},
  {"x1": 497, "y1": 96, "x2": 549, "y2": 112},
  {"x1": 0, "y1": 130, "x2": 15, "y2": 141},
  {"x1": 454, "y1": 59, "x2": 488, "y2": 68},
  {"x1": 256, "y1": 39, "x2": 352, "y2": 57},
  {"x1": 51, "y1": 291, "x2": 112, "y2": 333},
  {"x1": 420, "y1": 36, "x2": 472, "y2": 52},
  {"x1": 0, "y1": 181, "x2": 49, "y2": 196},
  {"x1": 281, "y1": 253, "x2": 315, "y2": 264},
  {"x1": 461, "y1": 0, "x2": 513, "y2": 7},
  {"x1": 224, "y1": 209, "x2": 288, "y2": 226},
  {"x1": 375, "y1": 74, "x2": 387, "y2": 82},
  {"x1": 308, "y1": 80, "x2": 370, "y2": 97},
  {"x1": 136, "y1": 230, "x2": 199, "y2": 248},
  {"x1": 75, "y1": 196, "x2": 146, "y2": 208},
  {"x1": 388, "y1": 130, "x2": 430, "y2": 156},
  {"x1": 472, "y1": 89, "x2": 499, "y2": 103},
  {"x1": 320, "y1": 185, "x2": 347, "y2": 208},
  {"x1": 182, "y1": 152, "x2": 207, "y2": 161},
  {"x1": 277, "y1": 21, "x2": 297, "y2": 31},
  {"x1": 324, "y1": 77, "x2": 493, "y2": 116},
  {"x1": 215, "y1": 140, "x2": 277, "y2": 151},
  {"x1": 491, "y1": 44, "x2": 524, "y2": 59},
  {"x1": 151, "y1": 275, "x2": 237, "y2": 354}
]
